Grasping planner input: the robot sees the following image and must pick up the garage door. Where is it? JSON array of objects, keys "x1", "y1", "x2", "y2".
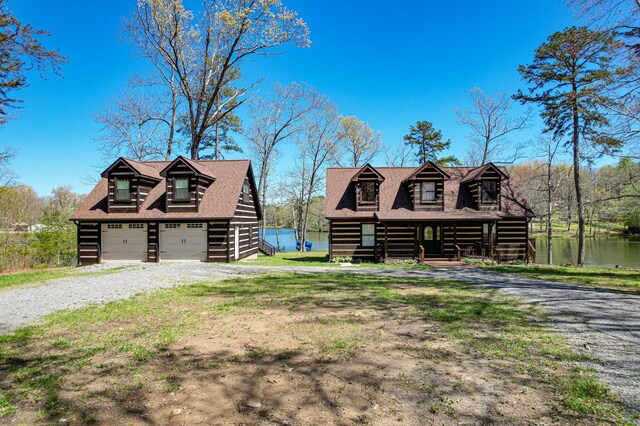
[
  {"x1": 160, "y1": 223, "x2": 207, "y2": 261},
  {"x1": 101, "y1": 223, "x2": 147, "y2": 261}
]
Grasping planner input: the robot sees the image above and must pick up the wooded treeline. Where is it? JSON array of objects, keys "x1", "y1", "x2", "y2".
[{"x1": 0, "y1": 185, "x2": 83, "y2": 268}]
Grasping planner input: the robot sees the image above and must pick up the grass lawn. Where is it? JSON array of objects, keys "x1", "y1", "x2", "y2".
[
  {"x1": 529, "y1": 220, "x2": 626, "y2": 238},
  {"x1": 0, "y1": 272, "x2": 633, "y2": 424},
  {"x1": 0, "y1": 266, "x2": 134, "y2": 290},
  {"x1": 482, "y1": 264, "x2": 640, "y2": 294},
  {"x1": 241, "y1": 250, "x2": 435, "y2": 270}
]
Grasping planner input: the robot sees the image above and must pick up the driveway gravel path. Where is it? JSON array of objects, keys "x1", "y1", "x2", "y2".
[{"x1": 1, "y1": 262, "x2": 638, "y2": 413}]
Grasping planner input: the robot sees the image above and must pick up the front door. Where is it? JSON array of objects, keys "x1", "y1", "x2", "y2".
[{"x1": 421, "y1": 224, "x2": 441, "y2": 256}]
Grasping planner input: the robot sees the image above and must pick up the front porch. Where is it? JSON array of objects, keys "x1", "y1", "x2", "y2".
[{"x1": 372, "y1": 221, "x2": 536, "y2": 264}]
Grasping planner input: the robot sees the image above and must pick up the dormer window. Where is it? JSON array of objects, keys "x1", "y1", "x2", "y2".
[
  {"x1": 482, "y1": 181, "x2": 498, "y2": 203},
  {"x1": 360, "y1": 182, "x2": 377, "y2": 203},
  {"x1": 115, "y1": 178, "x2": 131, "y2": 201},
  {"x1": 174, "y1": 178, "x2": 190, "y2": 201},
  {"x1": 421, "y1": 182, "x2": 436, "y2": 203}
]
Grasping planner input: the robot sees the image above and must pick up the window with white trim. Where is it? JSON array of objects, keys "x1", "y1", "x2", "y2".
[
  {"x1": 128, "y1": 224, "x2": 144, "y2": 229},
  {"x1": 174, "y1": 178, "x2": 189, "y2": 201},
  {"x1": 421, "y1": 182, "x2": 436, "y2": 202},
  {"x1": 361, "y1": 224, "x2": 375, "y2": 247},
  {"x1": 242, "y1": 182, "x2": 250, "y2": 203},
  {"x1": 107, "y1": 224, "x2": 122, "y2": 229},
  {"x1": 115, "y1": 179, "x2": 130, "y2": 201},
  {"x1": 187, "y1": 223, "x2": 203, "y2": 229},
  {"x1": 165, "y1": 223, "x2": 180, "y2": 229}
]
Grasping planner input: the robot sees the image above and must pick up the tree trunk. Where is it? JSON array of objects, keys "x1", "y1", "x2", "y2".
[
  {"x1": 166, "y1": 84, "x2": 177, "y2": 161},
  {"x1": 571, "y1": 86, "x2": 586, "y2": 266},
  {"x1": 547, "y1": 160, "x2": 553, "y2": 265},
  {"x1": 190, "y1": 134, "x2": 201, "y2": 160}
]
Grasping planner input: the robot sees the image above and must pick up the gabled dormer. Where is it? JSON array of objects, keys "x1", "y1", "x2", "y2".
[
  {"x1": 101, "y1": 157, "x2": 162, "y2": 213},
  {"x1": 461, "y1": 163, "x2": 508, "y2": 211},
  {"x1": 160, "y1": 156, "x2": 215, "y2": 213},
  {"x1": 351, "y1": 164, "x2": 384, "y2": 212},
  {"x1": 402, "y1": 161, "x2": 450, "y2": 211}
]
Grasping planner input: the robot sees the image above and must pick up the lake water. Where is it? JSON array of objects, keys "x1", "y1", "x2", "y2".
[
  {"x1": 261, "y1": 228, "x2": 640, "y2": 268},
  {"x1": 534, "y1": 237, "x2": 640, "y2": 267},
  {"x1": 261, "y1": 229, "x2": 329, "y2": 252}
]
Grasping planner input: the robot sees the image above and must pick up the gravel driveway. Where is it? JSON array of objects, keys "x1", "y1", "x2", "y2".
[{"x1": 1, "y1": 262, "x2": 638, "y2": 413}]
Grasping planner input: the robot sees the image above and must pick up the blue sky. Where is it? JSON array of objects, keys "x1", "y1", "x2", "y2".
[{"x1": 1, "y1": 0, "x2": 578, "y2": 195}]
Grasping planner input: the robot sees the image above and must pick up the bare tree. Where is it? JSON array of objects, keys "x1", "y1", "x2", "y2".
[
  {"x1": 0, "y1": 146, "x2": 16, "y2": 187},
  {"x1": 94, "y1": 87, "x2": 168, "y2": 161},
  {"x1": 245, "y1": 82, "x2": 322, "y2": 238},
  {"x1": 127, "y1": 0, "x2": 310, "y2": 160},
  {"x1": 384, "y1": 141, "x2": 415, "y2": 167},
  {"x1": 536, "y1": 135, "x2": 569, "y2": 264},
  {"x1": 287, "y1": 97, "x2": 341, "y2": 251},
  {"x1": 333, "y1": 116, "x2": 382, "y2": 167},
  {"x1": 456, "y1": 87, "x2": 530, "y2": 166}
]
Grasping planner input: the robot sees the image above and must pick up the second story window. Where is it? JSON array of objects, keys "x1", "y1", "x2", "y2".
[
  {"x1": 481, "y1": 181, "x2": 498, "y2": 203},
  {"x1": 360, "y1": 182, "x2": 376, "y2": 204},
  {"x1": 421, "y1": 182, "x2": 436, "y2": 202},
  {"x1": 174, "y1": 178, "x2": 190, "y2": 201},
  {"x1": 115, "y1": 179, "x2": 130, "y2": 201},
  {"x1": 242, "y1": 182, "x2": 250, "y2": 203}
]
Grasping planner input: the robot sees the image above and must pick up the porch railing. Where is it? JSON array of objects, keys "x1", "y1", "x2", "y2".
[
  {"x1": 526, "y1": 239, "x2": 536, "y2": 264},
  {"x1": 386, "y1": 243, "x2": 416, "y2": 258},
  {"x1": 258, "y1": 238, "x2": 276, "y2": 256}
]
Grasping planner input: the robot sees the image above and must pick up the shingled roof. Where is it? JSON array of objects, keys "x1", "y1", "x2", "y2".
[
  {"x1": 325, "y1": 166, "x2": 533, "y2": 221},
  {"x1": 72, "y1": 159, "x2": 260, "y2": 220}
]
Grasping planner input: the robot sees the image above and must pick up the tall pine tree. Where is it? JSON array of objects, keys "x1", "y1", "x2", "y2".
[
  {"x1": 515, "y1": 26, "x2": 631, "y2": 266},
  {"x1": 403, "y1": 121, "x2": 459, "y2": 166}
]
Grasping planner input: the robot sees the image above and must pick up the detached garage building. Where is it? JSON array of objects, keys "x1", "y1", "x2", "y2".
[{"x1": 71, "y1": 156, "x2": 261, "y2": 265}]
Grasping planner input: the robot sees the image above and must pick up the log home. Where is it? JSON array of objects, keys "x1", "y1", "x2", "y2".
[
  {"x1": 71, "y1": 156, "x2": 261, "y2": 265},
  {"x1": 325, "y1": 162, "x2": 535, "y2": 263}
]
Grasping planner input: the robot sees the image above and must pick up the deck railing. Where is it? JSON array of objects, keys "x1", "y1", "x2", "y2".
[
  {"x1": 258, "y1": 238, "x2": 276, "y2": 256},
  {"x1": 386, "y1": 243, "x2": 416, "y2": 258},
  {"x1": 526, "y1": 239, "x2": 536, "y2": 264}
]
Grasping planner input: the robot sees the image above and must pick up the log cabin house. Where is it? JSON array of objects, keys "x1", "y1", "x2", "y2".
[
  {"x1": 325, "y1": 162, "x2": 535, "y2": 263},
  {"x1": 71, "y1": 156, "x2": 261, "y2": 265}
]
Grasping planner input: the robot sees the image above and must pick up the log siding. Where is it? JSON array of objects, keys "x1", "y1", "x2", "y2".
[{"x1": 228, "y1": 176, "x2": 259, "y2": 260}]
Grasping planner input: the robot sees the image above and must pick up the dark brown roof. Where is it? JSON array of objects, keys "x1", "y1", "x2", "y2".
[
  {"x1": 72, "y1": 159, "x2": 259, "y2": 220},
  {"x1": 100, "y1": 157, "x2": 162, "y2": 181},
  {"x1": 460, "y1": 162, "x2": 508, "y2": 183},
  {"x1": 325, "y1": 166, "x2": 533, "y2": 221},
  {"x1": 401, "y1": 161, "x2": 450, "y2": 183},
  {"x1": 160, "y1": 156, "x2": 216, "y2": 180},
  {"x1": 350, "y1": 163, "x2": 385, "y2": 182}
]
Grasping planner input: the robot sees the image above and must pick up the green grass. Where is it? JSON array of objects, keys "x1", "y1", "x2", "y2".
[
  {"x1": 482, "y1": 264, "x2": 640, "y2": 293},
  {"x1": 0, "y1": 265, "x2": 134, "y2": 290},
  {"x1": 529, "y1": 219, "x2": 626, "y2": 238},
  {"x1": 0, "y1": 272, "x2": 632, "y2": 423},
  {"x1": 241, "y1": 250, "x2": 434, "y2": 270}
]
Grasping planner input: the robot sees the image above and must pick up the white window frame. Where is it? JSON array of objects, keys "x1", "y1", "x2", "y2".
[
  {"x1": 242, "y1": 182, "x2": 250, "y2": 203},
  {"x1": 421, "y1": 182, "x2": 436, "y2": 203},
  {"x1": 361, "y1": 224, "x2": 376, "y2": 247},
  {"x1": 115, "y1": 178, "x2": 130, "y2": 201},
  {"x1": 174, "y1": 178, "x2": 190, "y2": 201}
]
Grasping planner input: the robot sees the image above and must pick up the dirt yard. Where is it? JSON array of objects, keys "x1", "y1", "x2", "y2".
[{"x1": 0, "y1": 272, "x2": 630, "y2": 424}]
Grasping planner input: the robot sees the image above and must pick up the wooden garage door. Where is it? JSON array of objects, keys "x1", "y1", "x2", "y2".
[
  {"x1": 101, "y1": 223, "x2": 147, "y2": 261},
  {"x1": 160, "y1": 223, "x2": 207, "y2": 261}
]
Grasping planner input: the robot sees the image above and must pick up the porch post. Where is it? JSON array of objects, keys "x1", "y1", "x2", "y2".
[
  {"x1": 384, "y1": 223, "x2": 388, "y2": 260},
  {"x1": 487, "y1": 221, "x2": 493, "y2": 258}
]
